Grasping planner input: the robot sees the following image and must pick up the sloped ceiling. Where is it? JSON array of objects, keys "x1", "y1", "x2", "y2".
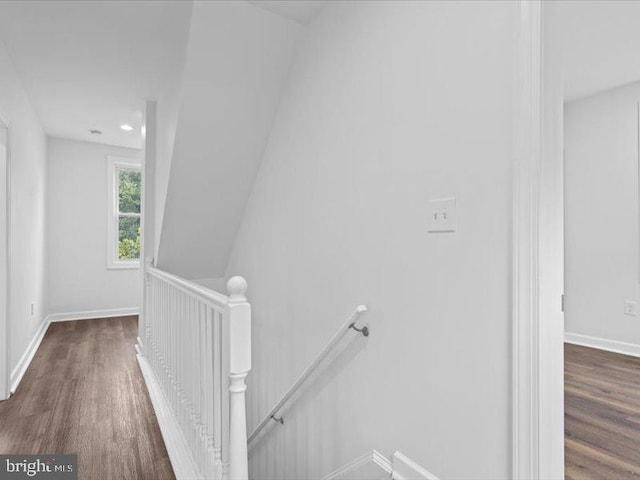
[{"x1": 156, "y1": 1, "x2": 301, "y2": 279}]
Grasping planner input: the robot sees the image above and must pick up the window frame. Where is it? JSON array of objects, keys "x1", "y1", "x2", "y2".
[{"x1": 107, "y1": 156, "x2": 142, "y2": 270}]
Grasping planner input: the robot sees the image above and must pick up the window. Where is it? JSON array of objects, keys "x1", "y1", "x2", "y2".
[{"x1": 107, "y1": 157, "x2": 141, "y2": 269}]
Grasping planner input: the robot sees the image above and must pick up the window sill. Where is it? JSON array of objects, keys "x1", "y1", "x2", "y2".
[{"x1": 107, "y1": 262, "x2": 141, "y2": 270}]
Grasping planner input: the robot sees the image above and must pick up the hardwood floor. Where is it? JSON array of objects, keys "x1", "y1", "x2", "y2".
[
  {"x1": 0, "y1": 317, "x2": 175, "y2": 480},
  {"x1": 566, "y1": 343, "x2": 640, "y2": 479}
]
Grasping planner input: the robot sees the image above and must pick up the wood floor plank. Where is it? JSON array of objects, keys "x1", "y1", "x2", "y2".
[
  {"x1": 0, "y1": 316, "x2": 175, "y2": 480},
  {"x1": 566, "y1": 344, "x2": 640, "y2": 479}
]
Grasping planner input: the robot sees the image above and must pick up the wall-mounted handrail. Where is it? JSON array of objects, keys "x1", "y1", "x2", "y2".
[{"x1": 247, "y1": 305, "x2": 369, "y2": 446}]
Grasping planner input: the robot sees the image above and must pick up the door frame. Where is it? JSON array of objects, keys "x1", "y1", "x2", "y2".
[
  {"x1": 0, "y1": 117, "x2": 10, "y2": 401},
  {"x1": 513, "y1": 1, "x2": 565, "y2": 478}
]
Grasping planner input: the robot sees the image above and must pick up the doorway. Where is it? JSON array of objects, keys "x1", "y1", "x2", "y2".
[
  {"x1": 512, "y1": 1, "x2": 640, "y2": 478},
  {"x1": 538, "y1": 1, "x2": 640, "y2": 478},
  {"x1": 562, "y1": 55, "x2": 640, "y2": 480}
]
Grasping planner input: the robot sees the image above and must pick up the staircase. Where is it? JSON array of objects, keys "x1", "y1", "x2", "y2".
[{"x1": 136, "y1": 260, "x2": 436, "y2": 480}]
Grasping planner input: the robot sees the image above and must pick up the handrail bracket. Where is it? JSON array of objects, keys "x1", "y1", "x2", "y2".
[{"x1": 349, "y1": 323, "x2": 369, "y2": 337}]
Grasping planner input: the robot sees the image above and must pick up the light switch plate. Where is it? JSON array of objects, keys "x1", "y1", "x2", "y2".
[
  {"x1": 428, "y1": 197, "x2": 456, "y2": 233},
  {"x1": 624, "y1": 300, "x2": 637, "y2": 316}
]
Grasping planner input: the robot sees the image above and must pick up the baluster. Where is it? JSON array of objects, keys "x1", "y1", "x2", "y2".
[
  {"x1": 227, "y1": 276, "x2": 251, "y2": 480},
  {"x1": 167, "y1": 281, "x2": 171, "y2": 396},
  {"x1": 184, "y1": 292, "x2": 190, "y2": 439},
  {"x1": 196, "y1": 301, "x2": 202, "y2": 468},
  {"x1": 186, "y1": 293, "x2": 192, "y2": 445},
  {"x1": 188, "y1": 296, "x2": 196, "y2": 453},
  {"x1": 177, "y1": 289, "x2": 184, "y2": 429},
  {"x1": 189, "y1": 296, "x2": 195, "y2": 452},
  {"x1": 196, "y1": 301, "x2": 205, "y2": 469},
  {"x1": 153, "y1": 278, "x2": 157, "y2": 367},
  {"x1": 150, "y1": 276, "x2": 155, "y2": 366},
  {"x1": 155, "y1": 279, "x2": 160, "y2": 383},
  {"x1": 148, "y1": 276, "x2": 153, "y2": 357},
  {"x1": 220, "y1": 306, "x2": 230, "y2": 478},
  {"x1": 190, "y1": 299, "x2": 199, "y2": 452},
  {"x1": 202, "y1": 304, "x2": 209, "y2": 473},
  {"x1": 211, "y1": 308, "x2": 222, "y2": 479},
  {"x1": 161, "y1": 281, "x2": 166, "y2": 396},
  {"x1": 164, "y1": 282, "x2": 169, "y2": 405},
  {"x1": 153, "y1": 278, "x2": 158, "y2": 370},
  {"x1": 159, "y1": 279, "x2": 163, "y2": 369},
  {"x1": 176, "y1": 289, "x2": 182, "y2": 430},
  {"x1": 201, "y1": 306, "x2": 213, "y2": 479},
  {"x1": 171, "y1": 285, "x2": 177, "y2": 415},
  {"x1": 166, "y1": 281, "x2": 171, "y2": 397},
  {"x1": 196, "y1": 300, "x2": 202, "y2": 468},
  {"x1": 154, "y1": 278, "x2": 158, "y2": 366},
  {"x1": 156, "y1": 279, "x2": 161, "y2": 384},
  {"x1": 165, "y1": 281, "x2": 170, "y2": 397},
  {"x1": 178, "y1": 289, "x2": 183, "y2": 422}
]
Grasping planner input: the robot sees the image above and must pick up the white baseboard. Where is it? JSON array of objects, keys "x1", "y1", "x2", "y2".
[
  {"x1": 392, "y1": 451, "x2": 439, "y2": 480},
  {"x1": 47, "y1": 307, "x2": 139, "y2": 323},
  {"x1": 134, "y1": 336, "x2": 144, "y2": 356},
  {"x1": 322, "y1": 450, "x2": 439, "y2": 480},
  {"x1": 10, "y1": 316, "x2": 49, "y2": 394},
  {"x1": 322, "y1": 450, "x2": 392, "y2": 480},
  {"x1": 9, "y1": 307, "x2": 141, "y2": 394},
  {"x1": 136, "y1": 352, "x2": 202, "y2": 480},
  {"x1": 565, "y1": 332, "x2": 640, "y2": 358}
]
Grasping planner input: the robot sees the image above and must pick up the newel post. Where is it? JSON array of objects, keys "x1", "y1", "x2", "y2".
[{"x1": 227, "y1": 276, "x2": 251, "y2": 480}]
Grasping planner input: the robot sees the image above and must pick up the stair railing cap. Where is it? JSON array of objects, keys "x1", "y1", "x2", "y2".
[{"x1": 227, "y1": 276, "x2": 248, "y2": 303}]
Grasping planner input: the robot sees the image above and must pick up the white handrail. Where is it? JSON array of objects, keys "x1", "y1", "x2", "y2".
[
  {"x1": 247, "y1": 305, "x2": 369, "y2": 446},
  {"x1": 146, "y1": 264, "x2": 229, "y2": 309}
]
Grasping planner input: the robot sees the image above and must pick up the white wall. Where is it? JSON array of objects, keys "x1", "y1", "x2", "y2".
[
  {"x1": 47, "y1": 137, "x2": 141, "y2": 315},
  {"x1": 152, "y1": 3, "x2": 193, "y2": 261},
  {"x1": 226, "y1": 2, "x2": 516, "y2": 478},
  {"x1": 0, "y1": 39, "x2": 48, "y2": 375},
  {"x1": 565, "y1": 81, "x2": 640, "y2": 345},
  {"x1": 157, "y1": 1, "x2": 301, "y2": 279}
]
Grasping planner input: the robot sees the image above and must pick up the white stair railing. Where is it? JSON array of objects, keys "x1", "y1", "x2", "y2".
[{"x1": 138, "y1": 259, "x2": 251, "y2": 480}]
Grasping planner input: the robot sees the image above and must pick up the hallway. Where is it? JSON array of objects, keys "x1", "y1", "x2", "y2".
[{"x1": 0, "y1": 317, "x2": 174, "y2": 480}]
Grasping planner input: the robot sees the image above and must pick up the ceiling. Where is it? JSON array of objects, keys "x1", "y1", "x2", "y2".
[
  {"x1": 247, "y1": 0, "x2": 326, "y2": 24},
  {"x1": 4, "y1": 0, "x2": 632, "y2": 146},
  {"x1": 0, "y1": 1, "x2": 193, "y2": 149},
  {"x1": 557, "y1": 0, "x2": 640, "y2": 102}
]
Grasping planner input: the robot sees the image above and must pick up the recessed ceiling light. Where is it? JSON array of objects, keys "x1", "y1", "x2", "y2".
[
  {"x1": 89, "y1": 129, "x2": 102, "y2": 135},
  {"x1": 120, "y1": 124, "x2": 133, "y2": 132}
]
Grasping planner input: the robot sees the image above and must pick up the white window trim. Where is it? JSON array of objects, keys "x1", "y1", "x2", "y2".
[{"x1": 107, "y1": 156, "x2": 142, "y2": 270}]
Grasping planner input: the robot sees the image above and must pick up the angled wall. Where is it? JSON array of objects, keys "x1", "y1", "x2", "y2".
[
  {"x1": 157, "y1": 1, "x2": 301, "y2": 278},
  {"x1": 150, "y1": 3, "x2": 193, "y2": 262},
  {"x1": 226, "y1": 2, "x2": 517, "y2": 478}
]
